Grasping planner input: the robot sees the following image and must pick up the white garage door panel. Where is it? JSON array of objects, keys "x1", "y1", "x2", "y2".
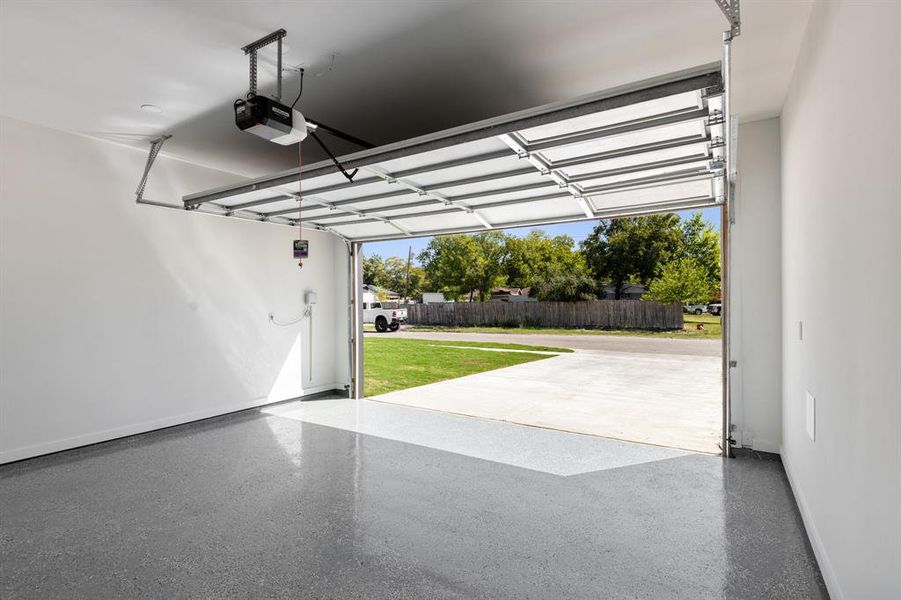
[
  {"x1": 479, "y1": 197, "x2": 584, "y2": 224},
  {"x1": 589, "y1": 180, "x2": 716, "y2": 213},
  {"x1": 516, "y1": 90, "x2": 703, "y2": 143},
  {"x1": 183, "y1": 64, "x2": 725, "y2": 240},
  {"x1": 374, "y1": 137, "x2": 509, "y2": 176}
]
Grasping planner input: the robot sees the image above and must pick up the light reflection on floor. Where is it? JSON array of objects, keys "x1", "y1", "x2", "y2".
[{"x1": 263, "y1": 398, "x2": 688, "y2": 476}]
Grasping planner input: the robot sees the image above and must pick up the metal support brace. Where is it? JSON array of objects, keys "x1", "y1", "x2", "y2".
[
  {"x1": 242, "y1": 29, "x2": 287, "y2": 101},
  {"x1": 714, "y1": 0, "x2": 741, "y2": 38},
  {"x1": 133, "y1": 135, "x2": 341, "y2": 235},
  {"x1": 363, "y1": 165, "x2": 493, "y2": 229},
  {"x1": 498, "y1": 133, "x2": 594, "y2": 219},
  {"x1": 135, "y1": 135, "x2": 172, "y2": 204},
  {"x1": 273, "y1": 187, "x2": 412, "y2": 236}
]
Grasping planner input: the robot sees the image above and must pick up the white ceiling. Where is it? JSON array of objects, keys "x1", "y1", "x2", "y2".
[{"x1": 0, "y1": 0, "x2": 812, "y2": 178}]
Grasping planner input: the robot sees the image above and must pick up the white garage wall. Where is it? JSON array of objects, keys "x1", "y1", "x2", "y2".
[
  {"x1": 0, "y1": 117, "x2": 350, "y2": 463},
  {"x1": 730, "y1": 118, "x2": 783, "y2": 453},
  {"x1": 779, "y1": 1, "x2": 901, "y2": 598}
]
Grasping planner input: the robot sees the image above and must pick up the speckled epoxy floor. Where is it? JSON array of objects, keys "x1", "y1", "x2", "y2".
[{"x1": 0, "y1": 402, "x2": 827, "y2": 599}]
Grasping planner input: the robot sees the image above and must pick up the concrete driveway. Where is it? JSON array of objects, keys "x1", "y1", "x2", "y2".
[{"x1": 367, "y1": 331, "x2": 722, "y2": 453}]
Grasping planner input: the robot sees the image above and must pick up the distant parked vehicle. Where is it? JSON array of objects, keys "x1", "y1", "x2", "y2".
[
  {"x1": 363, "y1": 301, "x2": 407, "y2": 332},
  {"x1": 707, "y1": 302, "x2": 722, "y2": 316},
  {"x1": 683, "y1": 303, "x2": 706, "y2": 315}
]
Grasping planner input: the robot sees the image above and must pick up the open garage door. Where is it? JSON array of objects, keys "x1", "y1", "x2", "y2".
[
  {"x1": 182, "y1": 62, "x2": 734, "y2": 455},
  {"x1": 182, "y1": 64, "x2": 725, "y2": 239}
]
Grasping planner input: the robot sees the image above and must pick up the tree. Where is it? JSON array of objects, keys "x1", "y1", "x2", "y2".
[
  {"x1": 418, "y1": 232, "x2": 507, "y2": 301},
  {"x1": 362, "y1": 254, "x2": 388, "y2": 288},
  {"x1": 418, "y1": 235, "x2": 479, "y2": 301},
  {"x1": 581, "y1": 215, "x2": 683, "y2": 298},
  {"x1": 502, "y1": 231, "x2": 585, "y2": 289},
  {"x1": 470, "y1": 231, "x2": 508, "y2": 301},
  {"x1": 382, "y1": 256, "x2": 426, "y2": 301},
  {"x1": 680, "y1": 211, "x2": 721, "y2": 292},
  {"x1": 645, "y1": 258, "x2": 712, "y2": 304},
  {"x1": 529, "y1": 268, "x2": 598, "y2": 301}
]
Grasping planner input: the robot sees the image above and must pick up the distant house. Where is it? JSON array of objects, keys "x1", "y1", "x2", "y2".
[
  {"x1": 422, "y1": 292, "x2": 451, "y2": 304},
  {"x1": 489, "y1": 287, "x2": 536, "y2": 303},
  {"x1": 362, "y1": 284, "x2": 400, "y2": 306},
  {"x1": 600, "y1": 283, "x2": 646, "y2": 300}
]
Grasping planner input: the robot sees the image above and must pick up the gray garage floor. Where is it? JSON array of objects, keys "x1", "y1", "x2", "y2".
[
  {"x1": 371, "y1": 332, "x2": 722, "y2": 453},
  {"x1": 0, "y1": 398, "x2": 827, "y2": 599}
]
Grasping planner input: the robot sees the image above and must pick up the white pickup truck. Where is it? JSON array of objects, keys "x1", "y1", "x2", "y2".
[{"x1": 363, "y1": 301, "x2": 407, "y2": 332}]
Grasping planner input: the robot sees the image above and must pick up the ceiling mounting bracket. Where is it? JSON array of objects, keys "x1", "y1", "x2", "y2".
[
  {"x1": 242, "y1": 28, "x2": 287, "y2": 101},
  {"x1": 713, "y1": 0, "x2": 741, "y2": 39},
  {"x1": 135, "y1": 134, "x2": 172, "y2": 205}
]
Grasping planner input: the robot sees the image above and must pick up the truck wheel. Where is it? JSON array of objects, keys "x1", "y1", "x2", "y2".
[
  {"x1": 694, "y1": 308, "x2": 703, "y2": 315},
  {"x1": 375, "y1": 316, "x2": 388, "y2": 332},
  {"x1": 388, "y1": 322, "x2": 400, "y2": 332}
]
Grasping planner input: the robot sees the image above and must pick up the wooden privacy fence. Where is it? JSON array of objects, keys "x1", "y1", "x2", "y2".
[{"x1": 402, "y1": 300, "x2": 683, "y2": 331}]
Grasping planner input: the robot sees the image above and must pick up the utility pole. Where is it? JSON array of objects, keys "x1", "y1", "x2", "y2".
[{"x1": 405, "y1": 245, "x2": 413, "y2": 303}]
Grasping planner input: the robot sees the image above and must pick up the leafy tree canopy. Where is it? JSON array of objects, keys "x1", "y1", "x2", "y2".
[
  {"x1": 645, "y1": 257, "x2": 713, "y2": 304},
  {"x1": 581, "y1": 214, "x2": 683, "y2": 298},
  {"x1": 581, "y1": 212, "x2": 720, "y2": 299},
  {"x1": 371, "y1": 211, "x2": 719, "y2": 303},
  {"x1": 362, "y1": 253, "x2": 387, "y2": 288},
  {"x1": 418, "y1": 232, "x2": 508, "y2": 301},
  {"x1": 680, "y1": 212, "x2": 720, "y2": 292},
  {"x1": 363, "y1": 253, "x2": 427, "y2": 301},
  {"x1": 502, "y1": 231, "x2": 586, "y2": 289},
  {"x1": 530, "y1": 268, "x2": 598, "y2": 302}
]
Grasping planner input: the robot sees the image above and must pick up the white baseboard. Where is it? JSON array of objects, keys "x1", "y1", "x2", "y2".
[
  {"x1": 780, "y1": 447, "x2": 844, "y2": 600},
  {"x1": 0, "y1": 382, "x2": 345, "y2": 464}
]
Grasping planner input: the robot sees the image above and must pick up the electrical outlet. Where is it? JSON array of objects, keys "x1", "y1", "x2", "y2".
[{"x1": 805, "y1": 391, "x2": 816, "y2": 441}]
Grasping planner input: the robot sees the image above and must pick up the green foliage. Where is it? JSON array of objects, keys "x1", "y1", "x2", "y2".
[
  {"x1": 418, "y1": 232, "x2": 507, "y2": 301},
  {"x1": 530, "y1": 268, "x2": 598, "y2": 301},
  {"x1": 581, "y1": 212, "x2": 721, "y2": 299},
  {"x1": 382, "y1": 256, "x2": 426, "y2": 301},
  {"x1": 502, "y1": 231, "x2": 586, "y2": 289},
  {"x1": 680, "y1": 211, "x2": 721, "y2": 292},
  {"x1": 582, "y1": 214, "x2": 683, "y2": 298},
  {"x1": 362, "y1": 253, "x2": 387, "y2": 288},
  {"x1": 470, "y1": 231, "x2": 508, "y2": 301},
  {"x1": 377, "y1": 211, "x2": 720, "y2": 304},
  {"x1": 645, "y1": 257, "x2": 712, "y2": 304},
  {"x1": 363, "y1": 253, "x2": 427, "y2": 300}
]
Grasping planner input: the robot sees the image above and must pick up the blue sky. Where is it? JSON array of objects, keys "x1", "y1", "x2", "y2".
[{"x1": 364, "y1": 207, "x2": 722, "y2": 261}]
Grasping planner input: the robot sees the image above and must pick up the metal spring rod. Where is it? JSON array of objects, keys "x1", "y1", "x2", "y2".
[
  {"x1": 277, "y1": 37, "x2": 282, "y2": 101},
  {"x1": 248, "y1": 51, "x2": 257, "y2": 97}
]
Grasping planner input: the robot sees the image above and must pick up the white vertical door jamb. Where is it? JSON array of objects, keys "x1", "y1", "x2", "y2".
[
  {"x1": 721, "y1": 30, "x2": 736, "y2": 458},
  {"x1": 349, "y1": 241, "x2": 365, "y2": 399}
]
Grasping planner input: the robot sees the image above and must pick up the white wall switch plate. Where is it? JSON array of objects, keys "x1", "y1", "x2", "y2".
[{"x1": 805, "y1": 391, "x2": 816, "y2": 441}]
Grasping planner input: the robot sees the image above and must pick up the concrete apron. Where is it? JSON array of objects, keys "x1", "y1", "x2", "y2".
[{"x1": 368, "y1": 349, "x2": 722, "y2": 454}]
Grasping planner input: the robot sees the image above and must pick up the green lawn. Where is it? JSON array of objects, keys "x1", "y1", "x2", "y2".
[
  {"x1": 406, "y1": 314, "x2": 722, "y2": 339},
  {"x1": 364, "y1": 338, "x2": 572, "y2": 397}
]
